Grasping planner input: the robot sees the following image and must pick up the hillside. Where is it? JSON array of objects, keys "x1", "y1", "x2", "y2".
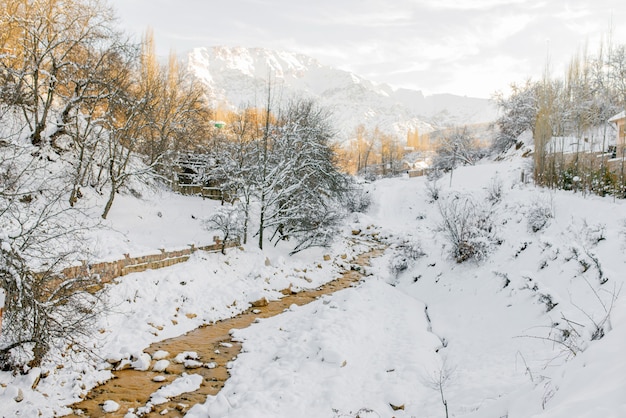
[
  {"x1": 187, "y1": 158, "x2": 626, "y2": 418},
  {"x1": 185, "y1": 46, "x2": 498, "y2": 141},
  {"x1": 2, "y1": 152, "x2": 624, "y2": 417}
]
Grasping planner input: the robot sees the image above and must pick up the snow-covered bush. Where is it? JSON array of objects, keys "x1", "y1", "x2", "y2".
[
  {"x1": 345, "y1": 185, "x2": 371, "y2": 213},
  {"x1": 425, "y1": 179, "x2": 442, "y2": 203},
  {"x1": 527, "y1": 198, "x2": 553, "y2": 232},
  {"x1": 0, "y1": 238, "x2": 102, "y2": 370},
  {"x1": 566, "y1": 221, "x2": 609, "y2": 284},
  {"x1": 438, "y1": 194, "x2": 500, "y2": 263},
  {"x1": 576, "y1": 220, "x2": 606, "y2": 247},
  {"x1": 203, "y1": 205, "x2": 244, "y2": 254},
  {"x1": 389, "y1": 239, "x2": 425, "y2": 275},
  {"x1": 485, "y1": 174, "x2": 504, "y2": 204},
  {"x1": 431, "y1": 127, "x2": 486, "y2": 173}
]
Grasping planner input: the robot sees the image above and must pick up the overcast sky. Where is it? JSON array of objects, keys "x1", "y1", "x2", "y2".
[{"x1": 110, "y1": 0, "x2": 626, "y2": 99}]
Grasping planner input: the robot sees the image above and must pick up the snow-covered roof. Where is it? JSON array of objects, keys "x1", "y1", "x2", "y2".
[{"x1": 608, "y1": 111, "x2": 625, "y2": 123}]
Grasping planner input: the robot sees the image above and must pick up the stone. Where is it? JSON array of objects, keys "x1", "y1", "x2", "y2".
[
  {"x1": 251, "y1": 297, "x2": 268, "y2": 308},
  {"x1": 152, "y1": 360, "x2": 169, "y2": 372},
  {"x1": 131, "y1": 352, "x2": 152, "y2": 371},
  {"x1": 14, "y1": 388, "x2": 24, "y2": 403},
  {"x1": 152, "y1": 350, "x2": 169, "y2": 360},
  {"x1": 102, "y1": 400, "x2": 120, "y2": 413},
  {"x1": 105, "y1": 353, "x2": 123, "y2": 365},
  {"x1": 173, "y1": 351, "x2": 199, "y2": 364},
  {"x1": 116, "y1": 359, "x2": 132, "y2": 370},
  {"x1": 183, "y1": 359, "x2": 203, "y2": 369},
  {"x1": 390, "y1": 403, "x2": 405, "y2": 411}
]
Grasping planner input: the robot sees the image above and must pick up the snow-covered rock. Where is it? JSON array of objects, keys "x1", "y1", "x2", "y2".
[
  {"x1": 130, "y1": 353, "x2": 152, "y2": 371},
  {"x1": 152, "y1": 350, "x2": 169, "y2": 361},
  {"x1": 102, "y1": 400, "x2": 120, "y2": 413},
  {"x1": 152, "y1": 360, "x2": 170, "y2": 373}
]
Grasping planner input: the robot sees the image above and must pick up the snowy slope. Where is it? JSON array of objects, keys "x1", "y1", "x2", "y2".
[
  {"x1": 187, "y1": 157, "x2": 626, "y2": 417},
  {"x1": 2, "y1": 154, "x2": 625, "y2": 417},
  {"x1": 186, "y1": 46, "x2": 498, "y2": 140}
]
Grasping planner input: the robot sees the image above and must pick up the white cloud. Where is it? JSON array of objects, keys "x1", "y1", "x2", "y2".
[{"x1": 109, "y1": 0, "x2": 626, "y2": 98}]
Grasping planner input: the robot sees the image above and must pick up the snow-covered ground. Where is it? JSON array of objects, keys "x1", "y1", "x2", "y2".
[{"x1": 1, "y1": 154, "x2": 625, "y2": 417}]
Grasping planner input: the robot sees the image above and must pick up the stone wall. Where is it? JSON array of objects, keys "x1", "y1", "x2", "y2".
[{"x1": 61, "y1": 238, "x2": 239, "y2": 284}]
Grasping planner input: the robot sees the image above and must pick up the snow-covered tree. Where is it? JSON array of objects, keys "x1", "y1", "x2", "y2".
[
  {"x1": 0, "y1": 0, "x2": 117, "y2": 148},
  {"x1": 204, "y1": 205, "x2": 244, "y2": 254},
  {"x1": 492, "y1": 80, "x2": 538, "y2": 153},
  {"x1": 607, "y1": 45, "x2": 626, "y2": 108},
  {"x1": 260, "y1": 98, "x2": 349, "y2": 253},
  {"x1": 201, "y1": 97, "x2": 351, "y2": 253},
  {"x1": 0, "y1": 146, "x2": 102, "y2": 370},
  {"x1": 432, "y1": 127, "x2": 485, "y2": 185}
]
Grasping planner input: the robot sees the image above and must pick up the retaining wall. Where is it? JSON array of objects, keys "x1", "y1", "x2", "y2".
[{"x1": 61, "y1": 238, "x2": 239, "y2": 284}]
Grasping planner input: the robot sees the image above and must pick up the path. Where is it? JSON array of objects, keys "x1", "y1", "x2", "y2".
[{"x1": 68, "y1": 240, "x2": 385, "y2": 417}]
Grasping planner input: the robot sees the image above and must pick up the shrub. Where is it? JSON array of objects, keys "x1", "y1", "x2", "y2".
[
  {"x1": 425, "y1": 179, "x2": 441, "y2": 203},
  {"x1": 203, "y1": 205, "x2": 244, "y2": 254},
  {"x1": 345, "y1": 185, "x2": 371, "y2": 213},
  {"x1": 485, "y1": 174, "x2": 504, "y2": 204},
  {"x1": 438, "y1": 195, "x2": 499, "y2": 263},
  {"x1": 389, "y1": 239, "x2": 425, "y2": 275},
  {"x1": 527, "y1": 199, "x2": 553, "y2": 232}
]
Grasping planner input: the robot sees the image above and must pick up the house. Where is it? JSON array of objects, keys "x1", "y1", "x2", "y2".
[
  {"x1": 402, "y1": 151, "x2": 434, "y2": 177},
  {"x1": 609, "y1": 111, "x2": 626, "y2": 156}
]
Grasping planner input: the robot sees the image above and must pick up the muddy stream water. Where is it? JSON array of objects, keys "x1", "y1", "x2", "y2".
[{"x1": 68, "y1": 243, "x2": 385, "y2": 417}]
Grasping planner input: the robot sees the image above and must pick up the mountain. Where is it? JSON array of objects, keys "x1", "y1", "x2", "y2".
[{"x1": 185, "y1": 46, "x2": 498, "y2": 141}]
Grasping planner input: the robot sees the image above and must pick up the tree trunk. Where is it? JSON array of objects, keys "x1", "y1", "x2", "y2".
[
  {"x1": 102, "y1": 187, "x2": 116, "y2": 219},
  {"x1": 258, "y1": 194, "x2": 265, "y2": 250}
]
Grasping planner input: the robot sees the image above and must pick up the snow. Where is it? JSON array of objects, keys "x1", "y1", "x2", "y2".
[
  {"x1": 152, "y1": 359, "x2": 170, "y2": 372},
  {"x1": 2, "y1": 152, "x2": 626, "y2": 417},
  {"x1": 102, "y1": 400, "x2": 120, "y2": 413},
  {"x1": 148, "y1": 373, "x2": 203, "y2": 406},
  {"x1": 187, "y1": 278, "x2": 441, "y2": 418},
  {"x1": 184, "y1": 46, "x2": 497, "y2": 139}
]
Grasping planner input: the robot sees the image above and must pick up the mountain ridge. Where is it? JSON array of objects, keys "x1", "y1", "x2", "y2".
[{"x1": 185, "y1": 46, "x2": 498, "y2": 140}]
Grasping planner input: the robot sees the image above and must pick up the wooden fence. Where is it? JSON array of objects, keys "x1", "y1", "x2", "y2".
[{"x1": 174, "y1": 184, "x2": 230, "y2": 201}]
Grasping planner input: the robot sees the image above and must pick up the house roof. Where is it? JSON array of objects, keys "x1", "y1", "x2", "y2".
[{"x1": 609, "y1": 111, "x2": 625, "y2": 123}]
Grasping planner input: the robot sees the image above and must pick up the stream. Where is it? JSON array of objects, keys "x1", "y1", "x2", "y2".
[{"x1": 68, "y1": 243, "x2": 385, "y2": 417}]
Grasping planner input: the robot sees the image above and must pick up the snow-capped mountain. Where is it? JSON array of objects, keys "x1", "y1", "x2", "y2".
[{"x1": 186, "y1": 46, "x2": 498, "y2": 141}]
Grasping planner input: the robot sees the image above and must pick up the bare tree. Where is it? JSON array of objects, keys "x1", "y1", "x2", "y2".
[
  {"x1": 0, "y1": 147, "x2": 102, "y2": 370},
  {"x1": 203, "y1": 206, "x2": 244, "y2": 254},
  {"x1": 136, "y1": 30, "x2": 210, "y2": 173},
  {"x1": 0, "y1": 0, "x2": 117, "y2": 148},
  {"x1": 432, "y1": 127, "x2": 485, "y2": 186},
  {"x1": 424, "y1": 359, "x2": 456, "y2": 418}
]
